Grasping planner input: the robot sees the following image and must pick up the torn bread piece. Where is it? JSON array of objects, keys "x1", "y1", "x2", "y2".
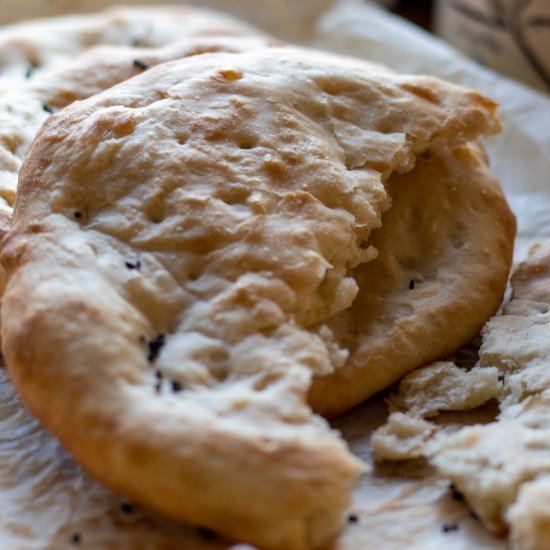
[
  {"x1": 428, "y1": 241, "x2": 550, "y2": 541},
  {"x1": 376, "y1": 240, "x2": 550, "y2": 546},
  {"x1": 431, "y1": 403, "x2": 550, "y2": 535},
  {"x1": 310, "y1": 141, "x2": 514, "y2": 416},
  {"x1": 371, "y1": 361, "x2": 501, "y2": 461},
  {"x1": 370, "y1": 411, "x2": 437, "y2": 461},
  {"x1": 388, "y1": 361, "x2": 502, "y2": 419},
  {"x1": 1, "y1": 47, "x2": 511, "y2": 549},
  {"x1": 509, "y1": 475, "x2": 550, "y2": 550},
  {"x1": 0, "y1": 5, "x2": 273, "y2": 212}
]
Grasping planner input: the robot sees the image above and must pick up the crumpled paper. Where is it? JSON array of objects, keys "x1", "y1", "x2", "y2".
[{"x1": 1, "y1": 1, "x2": 547, "y2": 548}]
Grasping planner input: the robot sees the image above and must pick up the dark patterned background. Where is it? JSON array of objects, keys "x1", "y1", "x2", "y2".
[{"x1": 387, "y1": 0, "x2": 434, "y2": 30}]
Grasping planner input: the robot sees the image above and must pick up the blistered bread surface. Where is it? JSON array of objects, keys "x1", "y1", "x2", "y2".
[
  {"x1": 1, "y1": 46, "x2": 511, "y2": 549},
  {"x1": 0, "y1": 5, "x2": 272, "y2": 211}
]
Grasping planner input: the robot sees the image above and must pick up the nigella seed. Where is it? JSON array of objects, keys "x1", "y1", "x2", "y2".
[
  {"x1": 347, "y1": 513, "x2": 359, "y2": 524},
  {"x1": 25, "y1": 66, "x2": 34, "y2": 79},
  {"x1": 120, "y1": 502, "x2": 134, "y2": 514},
  {"x1": 147, "y1": 334, "x2": 165, "y2": 362},
  {"x1": 74, "y1": 211, "x2": 83, "y2": 219},
  {"x1": 449, "y1": 483, "x2": 464, "y2": 501},
  {"x1": 155, "y1": 369, "x2": 163, "y2": 380},
  {"x1": 43, "y1": 104, "x2": 53, "y2": 114},
  {"x1": 171, "y1": 381, "x2": 183, "y2": 393},
  {"x1": 70, "y1": 532, "x2": 82, "y2": 544},
  {"x1": 409, "y1": 279, "x2": 415, "y2": 290},
  {"x1": 154, "y1": 381, "x2": 162, "y2": 393},
  {"x1": 442, "y1": 522, "x2": 459, "y2": 533},
  {"x1": 197, "y1": 527, "x2": 217, "y2": 540},
  {"x1": 125, "y1": 259, "x2": 142, "y2": 270},
  {"x1": 133, "y1": 59, "x2": 149, "y2": 71}
]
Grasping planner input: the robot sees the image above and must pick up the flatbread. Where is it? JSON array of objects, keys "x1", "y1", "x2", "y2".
[
  {"x1": 1, "y1": 46, "x2": 510, "y2": 549},
  {"x1": 0, "y1": 0, "x2": 331, "y2": 43},
  {"x1": 0, "y1": 4, "x2": 261, "y2": 83},
  {"x1": 0, "y1": 364, "x2": 507, "y2": 550},
  {"x1": 0, "y1": 5, "x2": 272, "y2": 212},
  {"x1": 310, "y1": 142, "x2": 515, "y2": 416}
]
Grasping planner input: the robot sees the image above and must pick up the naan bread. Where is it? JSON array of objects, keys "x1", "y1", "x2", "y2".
[
  {"x1": 0, "y1": 363, "x2": 507, "y2": 550},
  {"x1": 0, "y1": 4, "x2": 260, "y2": 83},
  {"x1": 0, "y1": 5, "x2": 271, "y2": 212},
  {"x1": 1, "y1": 46, "x2": 511, "y2": 549}
]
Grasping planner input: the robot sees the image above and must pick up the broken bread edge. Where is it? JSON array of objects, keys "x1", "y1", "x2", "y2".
[{"x1": 1, "y1": 46, "x2": 508, "y2": 549}]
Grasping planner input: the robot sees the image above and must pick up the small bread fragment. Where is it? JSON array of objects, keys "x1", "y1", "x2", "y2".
[
  {"x1": 427, "y1": 241, "x2": 550, "y2": 539},
  {"x1": 389, "y1": 361, "x2": 502, "y2": 419},
  {"x1": 371, "y1": 361, "x2": 501, "y2": 461},
  {"x1": 370, "y1": 411, "x2": 436, "y2": 461},
  {"x1": 1, "y1": 47, "x2": 511, "y2": 549},
  {"x1": 509, "y1": 476, "x2": 550, "y2": 550}
]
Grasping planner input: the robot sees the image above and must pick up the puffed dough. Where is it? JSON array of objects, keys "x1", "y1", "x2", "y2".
[
  {"x1": 1, "y1": 46, "x2": 513, "y2": 549},
  {"x1": 0, "y1": 5, "x2": 273, "y2": 211}
]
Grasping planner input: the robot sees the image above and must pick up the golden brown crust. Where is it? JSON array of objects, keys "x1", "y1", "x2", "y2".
[
  {"x1": 310, "y1": 142, "x2": 515, "y2": 416},
  {"x1": 1, "y1": 46, "x2": 511, "y2": 548},
  {"x1": 0, "y1": 5, "x2": 272, "y2": 210}
]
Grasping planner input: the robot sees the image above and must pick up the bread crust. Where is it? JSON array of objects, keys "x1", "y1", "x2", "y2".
[
  {"x1": 310, "y1": 142, "x2": 516, "y2": 416},
  {"x1": 0, "y1": 5, "x2": 272, "y2": 210}
]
